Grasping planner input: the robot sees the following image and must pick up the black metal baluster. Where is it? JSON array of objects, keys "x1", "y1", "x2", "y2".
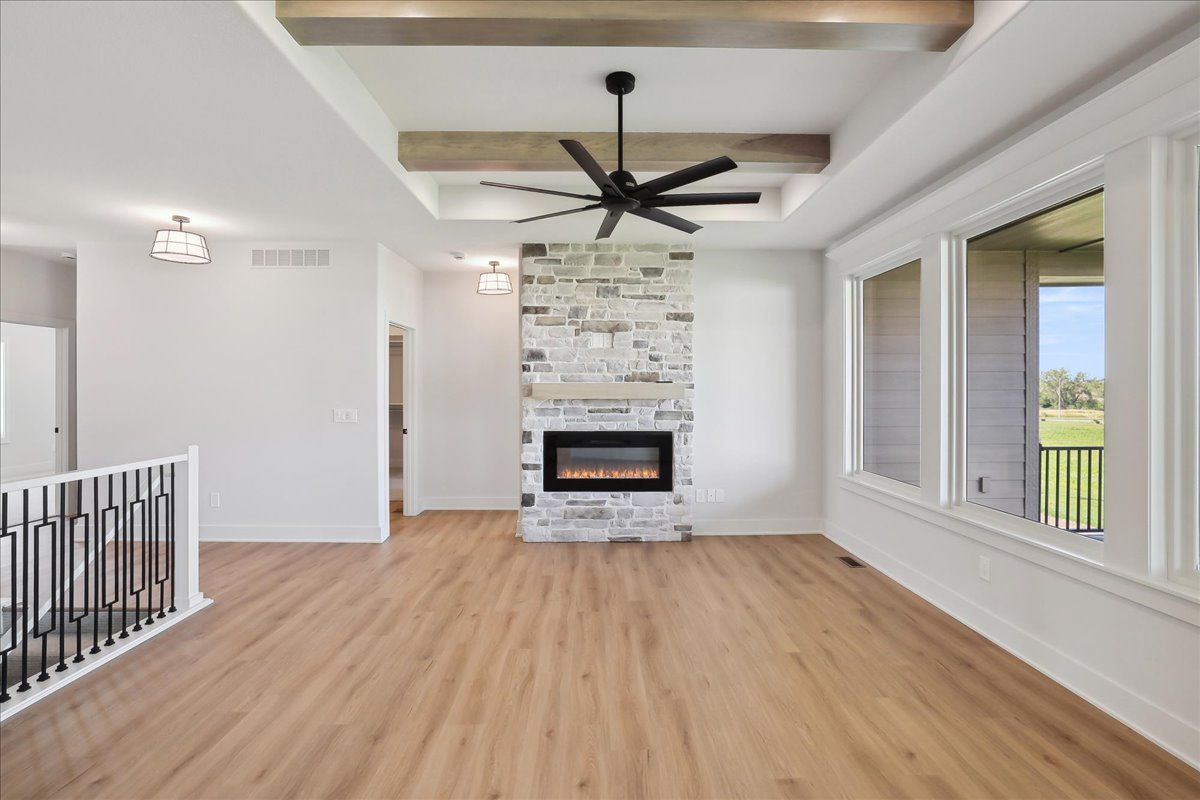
[
  {"x1": 169, "y1": 463, "x2": 177, "y2": 613},
  {"x1": 1054, "y1": 450, "x2": 1061, "y2": 529},
  {"x1": 119, "y1": 471, "x2": 130, "y2": 639},
  {"x1": 55, "y1": 482, "x2": 67, "y2": 672},
  {"x1": 1, "y1": 492, "x2": 11, "y2": 702},
  {"x1": 71, "y1": 479, "x2": 88, "y2": 664},
  {"x1": 1098, "y1": 448, "x2": 1104, "y2": 531},
  {"x1": 1086, "y1": 449, "x2": 1093, "y2": 531},
  {"x1": 139, "y1": 467, "x2": 150, "y2": 628},
  {"x1": 1074, "y1": 451, "x2": 1082, "y2": 532},
  {"x1": 90, "y1": 476, "x2": 101, "y2": 654},
  {"x1": 17, "y1": 489, "x2": 30, "y2": 692},
  {"x1": 104, "y1": 474, "x2": 115, "y2": 647},
  {"x1": 145, "y1": 466, "x2": 153, "y2": 625},
  {"x1": 38, "y1": 484, "x2": 51, "y2": 681},
  {"x1": 156, "y1": 465, "x2": 165, "y2": 619},
  {"x1": 132, "y1": 469, "x2": 143, "y2": 632},
  {"x1": 1040, "y1": 447, "x2": 1047, "y2": 524}
]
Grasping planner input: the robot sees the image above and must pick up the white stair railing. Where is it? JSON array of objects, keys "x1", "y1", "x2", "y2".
[{"x1": 0, "y1": 445, "x2": 209, "y2": 720}]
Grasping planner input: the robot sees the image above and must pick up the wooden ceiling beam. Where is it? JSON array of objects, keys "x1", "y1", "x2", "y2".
[
  {"x1": 397, "y1": 132, "x2": 830, "y2": 173},
  {"x1": 277, "y1": 1, "x2": 974, "y2": 52}
]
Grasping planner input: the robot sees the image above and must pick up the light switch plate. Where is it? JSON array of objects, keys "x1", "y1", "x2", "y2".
[
  {"x1": 695, "y1": 489, "x2": 706, "y2": 504},
  {"x1": 714, "y1": 489, "x2": 726, "y2": 503},
  {"x1": 979, "y1": 555, "x2": 991, "y2": 582},
  {"x1": 333, "y1": 408, "x2": 358, "y2": 423}
]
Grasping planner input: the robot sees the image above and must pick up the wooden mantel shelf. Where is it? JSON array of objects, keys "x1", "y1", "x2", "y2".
[{"x1": 527, "y1": 382, "x2": 687, "y2": 401}]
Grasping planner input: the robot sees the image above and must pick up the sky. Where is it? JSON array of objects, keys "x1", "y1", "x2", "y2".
[{"x1": 1039, "y1": 286, "x2": 1105, "y2": 378}]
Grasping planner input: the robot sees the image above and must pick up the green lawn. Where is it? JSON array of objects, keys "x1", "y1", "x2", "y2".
[{"x1": 1039, "y1": 416, "x2": 1104, "y2": 531}]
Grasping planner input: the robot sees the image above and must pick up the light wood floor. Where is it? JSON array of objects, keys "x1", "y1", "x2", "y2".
[{"x1": 2, "y1": 511, "x2": 1197, "y2": 799}]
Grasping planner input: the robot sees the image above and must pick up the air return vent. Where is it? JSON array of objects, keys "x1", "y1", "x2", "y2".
[{"x1": 250, "y1": 248, "x2": 331, "y2": 268}]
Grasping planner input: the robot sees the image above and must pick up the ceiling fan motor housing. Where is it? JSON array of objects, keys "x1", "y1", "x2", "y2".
[{"x1": 609, "y1": 169, "x2": 638, "y2": 193}]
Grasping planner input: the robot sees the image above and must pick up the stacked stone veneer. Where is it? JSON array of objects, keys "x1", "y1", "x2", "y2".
[{"x1": 519, "y1": 242, "x2": 694, "y2": 542}]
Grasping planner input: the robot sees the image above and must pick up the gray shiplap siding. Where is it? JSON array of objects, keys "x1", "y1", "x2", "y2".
[
  {"x1": 966, "y1": 251, "x2": 1032, "y2": 517},
  {"x1": 862, "y1": 260, "x2": 921, "y2": 486}
]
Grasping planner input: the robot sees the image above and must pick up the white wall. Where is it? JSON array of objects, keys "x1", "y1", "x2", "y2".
[
  {"x1": 692, "y1": 251, "x2": 824, "y2": 534},
  {"x1": 0, "y1": 248, "x2": 75, "y2": 323},
  {"x1": 419, "y1": 269, "x2": 519, "y2": 510},
  {"x1": 0, "y1": 321, "x2": 57, "y2": 480},
  {"x1": 416, "y1": 252, "x2": 826, "y2": 534},
  {"x1": 78, "y1": 240, "x2": 389, "y2": 542},
  {"x1": 822, "y1": 35, "x2": 1200, "y2": 767},
  {"x1": 1, "y1": 246, "x2": 77, "y2": 467}
]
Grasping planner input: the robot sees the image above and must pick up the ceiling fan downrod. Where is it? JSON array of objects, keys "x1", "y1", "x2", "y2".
[{"x1": 479, "y1": 70, "x2": 761, "y2": 239}]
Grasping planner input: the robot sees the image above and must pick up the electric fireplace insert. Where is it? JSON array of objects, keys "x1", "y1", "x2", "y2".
[{"x1": 543, "y1": 431, "x2": 673, "y2": 492}]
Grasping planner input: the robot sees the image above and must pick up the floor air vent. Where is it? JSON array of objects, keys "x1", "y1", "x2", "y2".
[
  {"x1": 837, "y1": 556, "x2": 866, "y2": 568},
  {"x1": 250, "y1": 248, "x2": 331, "y2": 268}
]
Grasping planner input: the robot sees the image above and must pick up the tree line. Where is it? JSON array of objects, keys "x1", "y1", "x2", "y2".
[{"x1": 1040, "y1": 368, "x2": 1104, "y2": 412}]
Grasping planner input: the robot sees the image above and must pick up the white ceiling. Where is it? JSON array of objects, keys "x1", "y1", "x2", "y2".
[
  {"x1": 337, "y1": 46, "x2": 904, "y2": 134},
  {"x1": 1, "y1": 0, "x2": 1197, "y2": 273}
]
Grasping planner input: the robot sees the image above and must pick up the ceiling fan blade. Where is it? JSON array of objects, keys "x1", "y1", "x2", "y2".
[
  {"x1": 560, "y1": 140, "x2": 624, "y2": 197},
  {"x1": 512, "y1": 204, "x2": 602, "y2": 224},
  {"x1": 480, "y1": 181, "x2": 601, "y2": 201},
  {"x1": 641, "y1": 192, "x2": 761, "y2": 207},
  {"x1": 630, "y1": 207, "x2": 702, "y2": 234},
  {"x1": 596, "y1": 208, "x2": 624, "y2": 239},
  {"x1": 631, "y1": 156, "x2": 737, "y2": 198}
]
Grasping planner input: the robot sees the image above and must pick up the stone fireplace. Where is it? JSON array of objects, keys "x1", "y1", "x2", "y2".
[{"x1": 519, "y1": 242, "x2": 693, "y2": 542}]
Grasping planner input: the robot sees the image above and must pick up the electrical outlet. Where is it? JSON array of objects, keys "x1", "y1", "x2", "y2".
[
  {"x1": 333, "y1": 408, "x2": 359, "y2": 423},
  {"x1": 209, "y1": 492, "x2": 221, "y2": 508},
  {"x1": 978, "y1": 555, "x2": 991, "y2": 582},
  {"x1": 714, "y1": 488, "x2": 726, "y2": 503},
  {"x1": 695, "y1": 488, "x2": 706, "y2": 504},
  {"x1": 707, "y1": 488, "x2": 717, "y2": 502}
]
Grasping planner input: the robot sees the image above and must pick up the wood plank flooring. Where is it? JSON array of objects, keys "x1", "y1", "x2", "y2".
[{"x1": 1, "y1": 511, "x2": 1197, "y2": 799}]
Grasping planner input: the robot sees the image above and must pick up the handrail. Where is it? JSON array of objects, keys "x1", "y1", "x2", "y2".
[{"x1": 0, "y1": 453, "x2": 189, "y2": 494}]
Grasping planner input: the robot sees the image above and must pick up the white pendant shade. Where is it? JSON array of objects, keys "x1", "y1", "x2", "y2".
[
  {"x1": 150, "y1": 216, "x2": 211, "y2": 264},
  {"x1": 477, "y1": 262, "x2": 512, "y2": 295}
]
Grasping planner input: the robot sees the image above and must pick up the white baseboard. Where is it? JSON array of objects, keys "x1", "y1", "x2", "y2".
[
  {"x1": 200, "y1": 525, "x2": 385, "y2": 543},
  {"x1": 0, "y1": 597, "x2": 213, "y2": 721},
  {"x1": 421, "y1": 496, "x2": 519, "y2": 511},
  {"x1": 824, "y1": 521, "x2": 1200, "y2": 771},
  {"x1": 693, "y1": 517, "x2": 824, "y2": 536}
]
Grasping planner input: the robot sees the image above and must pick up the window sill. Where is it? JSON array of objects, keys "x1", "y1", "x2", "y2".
[{"x1": 838, "y1": 474, "x2": 1200, "y2": 626}]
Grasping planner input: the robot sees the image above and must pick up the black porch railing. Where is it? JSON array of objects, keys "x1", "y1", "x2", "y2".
[
  {"x1": 1039, "y1": 445, "x2": 1104, "y2": 534},
  {"x1": 1, "y1": 463, "x2": 180, "y2": 702}
]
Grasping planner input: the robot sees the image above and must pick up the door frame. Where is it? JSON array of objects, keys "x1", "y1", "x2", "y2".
[
  {"x1": 381, "y1": 318, "x2": 417, "y2": 534},
  {"x1": 0, "y1": 314, "x2": 73, "y2": 476}
]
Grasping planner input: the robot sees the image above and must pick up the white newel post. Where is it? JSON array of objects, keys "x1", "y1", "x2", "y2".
[{"x1": 174, "y1": 444, "x2": 205, "y2": 610}]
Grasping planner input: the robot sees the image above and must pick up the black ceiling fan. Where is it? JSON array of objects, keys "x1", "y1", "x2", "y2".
[{"x1": 480, "y1": 71, "x2": 761, "y2": 240}]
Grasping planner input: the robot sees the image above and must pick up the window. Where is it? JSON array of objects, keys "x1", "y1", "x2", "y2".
[
  {"x1": 861, "y1": 260, "x2": 921, "y2": 486},
  {"x1": 965, "y1": 190, "x2": 1105, "y2": 538}
]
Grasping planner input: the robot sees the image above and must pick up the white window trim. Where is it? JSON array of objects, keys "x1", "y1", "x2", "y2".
[
  {"x1": 842, "y1": 243, "x2": 923, "y2": 503},
  {"x1": 944, "y1": 164, "x2": 1106, "y2": 562},
  {"x1": 1164, "y1": 129, "x2": 1200, "y2": 587}
]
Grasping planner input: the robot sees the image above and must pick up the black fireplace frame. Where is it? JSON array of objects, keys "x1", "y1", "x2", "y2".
[{"x1": 543, "y1": 431, "x2": 674, "y2": 492}]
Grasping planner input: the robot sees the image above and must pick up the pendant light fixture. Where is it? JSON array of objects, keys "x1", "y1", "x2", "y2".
[
  {"x1": 149, "y1": 215, "x2": 211, "y2": 264},
  {"x1": 477, "y1": 260, "x2": 512, "y2": 295}
]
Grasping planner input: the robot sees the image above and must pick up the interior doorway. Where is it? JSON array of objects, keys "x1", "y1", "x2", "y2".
[
  {"x1": 0, "y1": 320, "x2": 66, "y2": 483},
  {"x1": 387, "y1": 323, "x2": 409, "y2": 519}
]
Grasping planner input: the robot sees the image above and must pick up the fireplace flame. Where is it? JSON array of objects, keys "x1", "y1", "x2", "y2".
[{"x1": 559, "y1": 465, "x2": 660, "y2": 480}]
